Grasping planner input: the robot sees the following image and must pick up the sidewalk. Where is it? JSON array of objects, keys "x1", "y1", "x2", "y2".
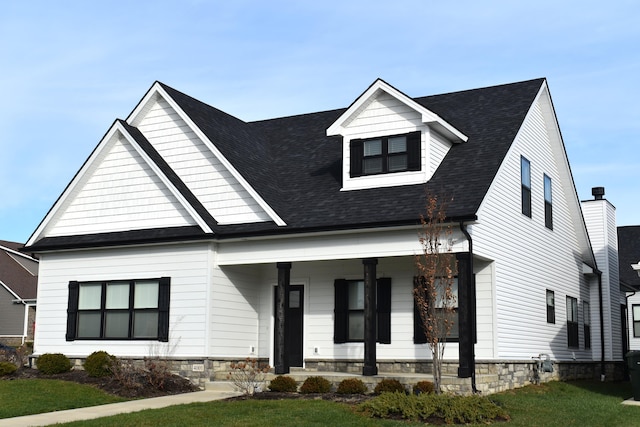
[{"x1": 0, "y1": 389, "x2": 241, "y2": 427}]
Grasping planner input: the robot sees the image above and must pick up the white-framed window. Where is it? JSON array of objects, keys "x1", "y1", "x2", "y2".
[
  {"x1": 350, "y1": 132, "x2": 420, "y2": 177},
  {"x1": 546, "y1": 289, "x2": 555, "y2": 324},
  {"x1": 544, "y1": 174, "x2": 553, "y2": 229}
]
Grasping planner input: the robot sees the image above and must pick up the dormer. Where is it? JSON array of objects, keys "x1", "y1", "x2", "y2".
[{"x1": 327, "y1": 79, "x2": 467, "y2": 191}]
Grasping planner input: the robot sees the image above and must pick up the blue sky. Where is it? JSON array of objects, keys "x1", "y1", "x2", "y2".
[{"x1": 1, "y1": 1, "x2": 638, "y2": 243}]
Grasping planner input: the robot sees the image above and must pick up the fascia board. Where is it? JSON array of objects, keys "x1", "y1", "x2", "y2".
[
  {"x1": 114, "y1": 121, "x2": 214, "y2": 234},
  {"x1": 0, "y1": 245, "x2": 38, "y2": 263},
  {"x1": 327, "y1": 79, "x2": 467, "y2": 143},
  {"x1": 132, "y1": 84, "x2": 286, "y2": 227},
  {"x1": 0, "y1": 280, "x2": 21, "y2": 300},
  {"x1": 26, "y1": 123, "x2": 122, "y2": 247}
]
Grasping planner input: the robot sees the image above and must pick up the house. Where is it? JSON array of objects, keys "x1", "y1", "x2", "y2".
[
  {"x1": 0, "y1": 240, "x2": 38, "y2": 345},
  {"x1": 617, "y1": 226, "x2": 640, "y2": 353},
  {"x1": 24, "y1": 78, "x2": 625, "y2": 392}
]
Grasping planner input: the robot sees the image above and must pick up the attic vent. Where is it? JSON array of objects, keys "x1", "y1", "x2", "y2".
[{"x1": 591, "y1": 187, "x2": 605, "y2": 200}]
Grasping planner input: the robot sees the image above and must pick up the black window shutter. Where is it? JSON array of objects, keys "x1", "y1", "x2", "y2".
[
  {"x1": 350, "y1": 140, "x2": 363, "y2": 177},
  {"x1": 407, "y1": 131, "x2": 421, "y2": 171},
  {"x1": 66, "y1": 281, "x2": 79, "y2": 341},
  {"x1": 158, "y1": 277, "x2": 171, "y2": 342},
  {"x1": 334, "y1": 279, "x2": 348, "y2": 343},
  {"x1": 376, "y1": 278, "x2": 391, "y2": 344},
  {"x1": 413, "y1": 277, "x2": 428, "y2": 344}
]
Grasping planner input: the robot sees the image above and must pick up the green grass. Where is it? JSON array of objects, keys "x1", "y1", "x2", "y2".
[
  {"x1": 0, "y1": 379, "x2": 125, "y2": 419},
  {"x1": 2, "y1": 379, "x2": 640, "y2": 426},
  {"x1": 488, "y1": 380, "x2": 640, "y2": 427}
]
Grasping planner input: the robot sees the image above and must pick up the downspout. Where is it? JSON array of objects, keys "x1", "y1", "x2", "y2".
[
  {"x1": 597, "y1": 270, "x2": 605, "y2": 381},
  {"x1": 459, "y1": 221, "x2": 477, "y2": 393}
]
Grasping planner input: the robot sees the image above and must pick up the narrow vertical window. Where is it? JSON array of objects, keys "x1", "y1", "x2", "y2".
[
  {"x1": 566, "y1": 296, "x2": 579, "y2": 348},
  {"x1": 544, "y1": 174, "x2": 553, "y2": 229},
  {"x1": 583, "y1": 301, "x2": 591, "y2": 349},
  {"x1": 633, "y1": 305, "x2": 640, "y2": 338},
  {"x1": 546, "y1": 290, "x2": 555, "y2": 324},
  {"x1": 521, "y1": 156, "x2": 531, "y2": 217}
]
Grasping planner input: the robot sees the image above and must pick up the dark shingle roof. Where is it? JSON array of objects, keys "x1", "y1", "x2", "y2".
[
  {"x1": 618, "y1": 226, "x2": 640, "y2": 289},
  {"x1": 0, "y1": 240, "x2": 38, "y2": 299},
  {"x1": 26, "y1": 78, "x2": 546, "y2": 249}
]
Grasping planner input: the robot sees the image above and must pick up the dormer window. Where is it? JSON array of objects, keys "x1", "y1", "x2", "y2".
[{"x1": 350, "y1": 131, "x2": 421, "y2": 177}]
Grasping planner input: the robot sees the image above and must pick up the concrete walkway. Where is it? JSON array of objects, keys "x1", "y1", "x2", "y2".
[{"x1": 0, "y1": 389, "x2": 241, "y2": 427}]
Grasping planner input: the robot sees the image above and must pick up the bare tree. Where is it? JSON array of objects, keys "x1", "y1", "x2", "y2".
[{"x1": 414, "y1": 192, "x2": 457, "y2": 394}]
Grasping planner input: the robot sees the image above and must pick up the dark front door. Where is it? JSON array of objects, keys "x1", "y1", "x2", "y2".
[{"x1": 274, "y1": 285, "x2": 304, "y2": 368}]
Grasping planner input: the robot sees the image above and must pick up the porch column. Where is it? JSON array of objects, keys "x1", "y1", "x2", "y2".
[
  {"x1": 363, "y1": 257, "x2": 378, "y2": 376},
  {"x1": 456, "y1": 252, "x2": 475, "y2": 378},
  {"x1": 275, "y1": 262, "x2": 292, "y2": 374}
]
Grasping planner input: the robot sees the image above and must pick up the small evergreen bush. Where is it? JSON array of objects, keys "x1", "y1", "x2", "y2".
[
  {"x1": 337, "y1": 378, "x2": 368, "y2": 394},
  {"x1": 299, "y1": 376, "x2": 331, "y2": 394},
  {"x1": 0, "y1": 361, "x2": 17, "y2": 376},
  {"x1": 84, "y1": 351, "x2": 116, "y2": 377},
  {"x1": 359, "y1": 392, "x2": 509, "y2": 424},
  {"x1": 374, "y1": 378, "x2": 405, "y2": 394},
  {"x1": 36, "y1": 353, "x2": 72, "y2": 374},
  {"x1": 268, "y1": 375, "x2": 298, "y2": 392},
  {"x1": 413, "y1": 380, "x2": 434, "y2": 394}
]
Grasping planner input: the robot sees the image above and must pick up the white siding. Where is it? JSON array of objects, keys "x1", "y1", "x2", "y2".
[
  {"x1": 582, "y1": 199, "x2": 623, "y2": 360},
  {"x1": 430, "y1": 131, "x2": 453, "y2": 176},
  {"x1": 137, "y1": 95, "x2": 271, "y2": 224},
  {"x1": 34, "y1": 243, "x2": 211, "y2": 358},
  {"x1": 341, "y1": 92, "x2": 430, "y2": 191},
  {"x1": 471, "y1": 94, "x2": 593, "y2": 361},
  {"x1": 475, "y1": 259, "x2": 497, "y2": 359},
  {"x1": 209, "y1": 265, "x2": 262, "y2": 357},
  {"x1": 49, "y1": 135, "x2": 195, "y2": 236}
]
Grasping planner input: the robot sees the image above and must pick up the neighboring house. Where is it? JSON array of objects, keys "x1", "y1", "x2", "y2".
[
  {"x1": 24, "y1": 78, "x2": 625, "y2": 392},
  {"x1": 617, "y1": 226, "x2": 640, "y2": 353},
  {"x1": 0, "y1": 240, "x2": 38, "y2": 345}
]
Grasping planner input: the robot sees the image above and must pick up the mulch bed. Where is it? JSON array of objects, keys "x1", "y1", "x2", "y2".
[
  {"x1": 1, "y1": 367, "x2": 199, "y2": 398},
  {"x1": 226, "y1": 390, "x2": 374, "y2": 404}
]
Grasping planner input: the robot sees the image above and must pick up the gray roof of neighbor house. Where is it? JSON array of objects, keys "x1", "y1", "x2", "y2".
[
  {"x1": 26, "y1": 78, "x2": 546, "y2": 250},
  {"x1": 618, "y1": 226, "x2": 640, "y2": 289},
  {"x1": 0, "y1": 240, "x2": 38, "y2": 299}
]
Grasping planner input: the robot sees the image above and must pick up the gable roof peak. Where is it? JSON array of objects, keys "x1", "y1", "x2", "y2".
[{"x1": 326, "y1": 78, "x2": 467, "y2": 142}]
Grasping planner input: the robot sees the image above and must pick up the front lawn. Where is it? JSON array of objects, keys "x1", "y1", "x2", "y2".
[
  {"x1": 58, "y1": 380, "x2": 640, "y2": 427},
  {"x1": 0, "y1": 379, "x2": 125, "y2": 419}
]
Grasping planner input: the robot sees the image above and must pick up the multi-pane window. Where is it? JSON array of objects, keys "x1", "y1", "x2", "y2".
[
  {"x1": 633, "y1": 305, "x2": 640, "y2": 338},
  {"x1": 521, "y1": 156, "x2": 532, "y2": 217},
  {"x1": 544, "y1": 174, "x2": 553, "y2": 229},
  {"x1": 347, "y1": 280, "x2": 365, "y2": 341},
  {"x1": 350, "y1": 132, "x2": 420, "y2": 177},
  {"x1": 334, "y1": 278, "x2": 391, "y2": 344},
  {"x1": 583, "y1": 301, "x2": 591, "y2": 349},
  {"x1": 414, "y1": 277, "x2": 459, "y2": 343},
  {"x1": 546, "y1": 290, "x2": 555, "y2": 324},
  {"x1": 566, "y1": 296, "x2": 579, "y2": 348},
  {"x1": 67, "y1": 278, "x2": 170, "y2": 341}
]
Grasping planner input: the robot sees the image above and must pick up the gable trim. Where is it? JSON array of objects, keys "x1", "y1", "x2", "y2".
[
  {"x1": 326, "y1": 78, "x2": 468, "y2": 143},
  {"x1": 128, "y1": 83, "x2": 286, "y2": 227},
  {"x1": 26, "y1": 120, "x2": 214, "y2": 247}
]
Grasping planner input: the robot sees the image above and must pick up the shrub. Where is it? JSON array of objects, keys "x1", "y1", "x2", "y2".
[
  {"x1": 337, "y1": 378, "x2": 368, "y2": 395},
  {"x1": 268, "y1": 375, "x2": 298, "y2": 392},
  {"x1": 227, "y1": 358, "x2": 270, "y2": 395},
  {"x1": 144, "y1": 358, "x2": 173, "y2": 390},
  {"x1": 299, "y1": 376, "x2": 331, "y2": 394},
  {"x1": 359, "y1": 392, "x2": 509, "y2": 424},
  {"x1": 84, "y1": 351, "x2": 116, "y2": 377},
  {"x1": 374, "y1": 378, "x2": 405, "y2": 394},
  {"x1": 36, "y1": 353, "x2": 72, "y2": 374},
  {"x1": 413, "y1": 380, "x2": 434, "y2": 395},
  {"x1": 0, "y1": 361, "x2": 17, "y2": 376}
]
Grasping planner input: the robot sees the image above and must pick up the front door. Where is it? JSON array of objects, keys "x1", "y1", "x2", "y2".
[{"x1": 274, "y1": 285, "x2": 304, "y2": 368}]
